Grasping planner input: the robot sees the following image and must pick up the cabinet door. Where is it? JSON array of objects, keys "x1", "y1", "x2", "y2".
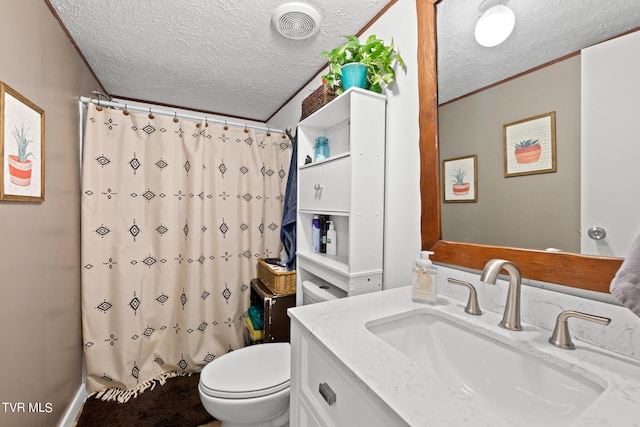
[
  {"x1": 298, "y1": 330, "x2": 399, "y2": 426},
  {"x1": 298, "y1": 156, "x2": 351, "y2": 212}
]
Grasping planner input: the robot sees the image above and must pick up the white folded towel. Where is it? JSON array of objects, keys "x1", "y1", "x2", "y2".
[{"x1": 610, "y1": 232, "x2": 640, "y2": 318}]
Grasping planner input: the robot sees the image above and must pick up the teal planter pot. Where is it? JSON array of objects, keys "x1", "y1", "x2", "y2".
[{"x1": 341, "y1": 63, "x2": 368, "y2": 91}]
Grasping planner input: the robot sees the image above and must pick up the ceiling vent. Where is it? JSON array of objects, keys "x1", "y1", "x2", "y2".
[{"x1": 272, "y1": 2, "x2": 321, "y2": 40}]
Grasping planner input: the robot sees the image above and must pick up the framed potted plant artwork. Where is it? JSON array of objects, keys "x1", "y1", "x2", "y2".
[
  {"x1": 443, "y1": 154, "x2": 477, "y2": 203},
  {"x1": 0, "y1": 81, "x2": 45, "y2": 202},
  {"x1": 504, "y1": 111, "x2": 556, "y2": 178}
]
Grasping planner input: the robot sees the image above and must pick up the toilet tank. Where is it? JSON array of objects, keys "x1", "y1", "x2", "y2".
[{"x1": 302, "y1": 280, "x2": 347, "y2": 305}]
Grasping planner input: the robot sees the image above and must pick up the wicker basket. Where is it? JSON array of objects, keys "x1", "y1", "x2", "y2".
[
  {"x1": 301, "y1": 84, "x2": 338, "y2": 120},
  {"x1": 257, "y1": 258, "x2": 296, "y2": 295}
]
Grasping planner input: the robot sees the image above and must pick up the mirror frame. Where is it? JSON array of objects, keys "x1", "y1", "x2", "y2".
[{"x1": 417, "y1": 0, "x2": 622, "y2": 293}]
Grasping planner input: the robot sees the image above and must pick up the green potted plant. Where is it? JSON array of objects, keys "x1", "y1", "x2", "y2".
[
  {"x1": 8, "y1": 123, "x2": 35, "y2": 186},
  {"x1": 321, "y1": 35, "x2": 405, "y2": 94}
]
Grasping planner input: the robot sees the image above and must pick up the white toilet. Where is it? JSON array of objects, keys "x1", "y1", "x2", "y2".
[
  {"x1": 199, "y1": 342, "x2": 291, "y2": 427},
  {"x1": 198, "y1": 280, "x2": 345, "y2": 426}
]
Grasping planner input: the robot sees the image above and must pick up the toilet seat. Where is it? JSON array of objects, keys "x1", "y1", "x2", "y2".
[{"x1": 200, "y1": 342, "x2": 290, "y2": 399}]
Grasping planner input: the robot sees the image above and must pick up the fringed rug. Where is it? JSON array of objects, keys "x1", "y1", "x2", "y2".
[{"x1": 74, "y1": 373, "x2": 218, "y2": 427}]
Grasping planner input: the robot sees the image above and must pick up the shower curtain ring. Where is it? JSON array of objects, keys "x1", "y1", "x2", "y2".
[
  {"x1": 173, "y1": 112, "x2": 179, "y2": 123},
  {"x1": 96, "y1": 99, "x2": 103, "y2": 111},
  {"x1": 244, "y1": 124, "x2": 249, "y2": 133},
  {"x1": 266, "y1": 128, "x2": 271, "y2": 137},
  {"x1": 224, "y1": 120, "x2": 228, "y2": 131},
  {"x1": 205, "y1": 117, "x2": 209, "y2": 127},
  {"x1": 123, "y1": 104, "x2": 130, "y2": 116},
  {"x1": 148, "y1": 108, "x2": 154, "y2": 119}
]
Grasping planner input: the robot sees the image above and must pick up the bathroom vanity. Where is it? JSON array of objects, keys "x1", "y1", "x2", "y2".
[{"x1": 288, "y1": 270, "x2": 640, "y2": 426}]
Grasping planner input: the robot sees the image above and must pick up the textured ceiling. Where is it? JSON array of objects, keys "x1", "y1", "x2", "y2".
[
  {"x1": 437, "y1": 0, "x2": 640, "y2": 104},
  {"x1": 48, "y1": 0, "x2": 392, "y2": 121},
  {"x1": 48, "y1": 0, "x2": 640, "y2": 120}
]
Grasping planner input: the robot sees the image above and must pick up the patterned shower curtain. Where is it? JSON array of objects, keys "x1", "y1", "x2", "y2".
[{"x1": 81, "y1": 103, "x2": 290, "y2": 401}]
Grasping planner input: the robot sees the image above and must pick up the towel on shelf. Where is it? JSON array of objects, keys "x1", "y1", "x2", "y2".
[
  {"x1": 280, "y1": 129, "x2": 298, "y2": 271},
  {"x1": 245, "y1": 317, "x2": 264, "y2": 342},
  {"x1": 248, "y1": 305, "x2": 264, "y2": 330},
  {"x1": 610, "y1": 231, "x2": 640, "y2": 318}
]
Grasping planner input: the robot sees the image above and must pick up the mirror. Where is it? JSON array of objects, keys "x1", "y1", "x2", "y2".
[
  {"x1": 434, "y1": 1, "x2": 640, "y2": 257},
  {"x1": 417, "y1": 0, "x2": 623, "y2": 294}
]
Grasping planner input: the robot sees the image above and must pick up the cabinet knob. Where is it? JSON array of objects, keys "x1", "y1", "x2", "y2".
[
  {"x1": 318, "y1": 382, "x2": 336, "y2": 406},
  {"x1": 314, "y1": 184, "x2": 324, "y2": 191}
]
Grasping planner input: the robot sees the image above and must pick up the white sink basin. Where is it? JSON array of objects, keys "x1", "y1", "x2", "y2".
[{"x1": 366, "y1": 309, "x2": 605, "y2": 426}]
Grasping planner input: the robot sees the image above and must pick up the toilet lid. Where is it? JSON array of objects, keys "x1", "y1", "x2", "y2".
[{"x1": 200, "y1": 342, "x2": 290, "y2": 399}]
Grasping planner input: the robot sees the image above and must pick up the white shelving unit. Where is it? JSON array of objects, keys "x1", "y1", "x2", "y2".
[{"x1": 296, "y1": 87, "x2": 386, "y2": 306}]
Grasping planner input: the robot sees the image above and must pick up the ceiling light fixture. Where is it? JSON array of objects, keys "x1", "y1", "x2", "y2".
[
  {"x1": 474, "y1": 2, "x2": 515, "y2": 47},
  {"x1": 272, "y1": 2, "x2": 322, "y2": 40}
]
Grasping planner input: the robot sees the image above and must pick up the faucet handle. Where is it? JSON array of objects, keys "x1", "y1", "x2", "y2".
[
  {"x1": 548, "y1": 310, "x2": 611, "y2": 350},
  {"x1": 447, "y1": 278, "x2": 482, "y2": 315}
]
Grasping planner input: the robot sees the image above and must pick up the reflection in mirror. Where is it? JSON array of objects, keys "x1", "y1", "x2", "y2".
[
  {"x1": 439, "y1": 55, "x2": 581, "y2": 253},
  {"x1": 417, "y1": 0, "x2": 629, "y2": 293},
  {"x1": 434, "y1": 1, "x2": 640, "y2": 258},
  {"x1": 580, "y1": 32, "x2": 640, "y2": 258}
]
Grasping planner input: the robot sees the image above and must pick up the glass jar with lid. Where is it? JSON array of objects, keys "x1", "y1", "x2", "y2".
[{"x1": 314, "y1": 136, "x2": 329, "y2": 161}]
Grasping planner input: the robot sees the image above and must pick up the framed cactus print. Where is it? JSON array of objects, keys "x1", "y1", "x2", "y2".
[
  {"x1": 0, "y1": 81, "x2": 45, "y2": 202},
  {"x1": 504, "y1": 111, "x2": 556, "y2": 178},
  {"x1": 443, "y1": 154, "x2": 477, "y2": 203}
]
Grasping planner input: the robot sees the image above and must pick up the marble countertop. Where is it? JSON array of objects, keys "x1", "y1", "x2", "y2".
[{"x1": 288, "y1": 286, "x2": 640, "y2": 426}]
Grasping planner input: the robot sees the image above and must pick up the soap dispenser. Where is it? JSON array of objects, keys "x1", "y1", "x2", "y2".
[{"x1": 412, "y1": 251, "x2": 437, "y2": 304}]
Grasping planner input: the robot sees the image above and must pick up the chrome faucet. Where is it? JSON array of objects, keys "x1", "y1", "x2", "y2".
[
  {"x1": 549, "y1": 310, "x2": 611, "y2": 350},
  {"x1": 480, "y1": 259, "x2": 522, "y2": 331}
]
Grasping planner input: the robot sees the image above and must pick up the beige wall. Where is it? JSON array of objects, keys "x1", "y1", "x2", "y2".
[
  {"x1": 439, "y1": 56, "x2": 581, "y2": 253},
  {"x1": 0, "y1": 1, "x2": 100, "y2": 426}
]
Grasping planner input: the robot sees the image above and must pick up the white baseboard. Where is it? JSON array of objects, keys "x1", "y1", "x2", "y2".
[{"x1": 57, "y1": 383, "x2": 88, "y2": 427}]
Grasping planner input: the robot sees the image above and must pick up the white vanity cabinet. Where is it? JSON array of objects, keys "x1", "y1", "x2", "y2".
[
  {"x1": 290, "y1": 319, "x2": 406, "y2": 426},
  {"x1": 296, "y1": 88, "x2": 386, "y2": 306}
]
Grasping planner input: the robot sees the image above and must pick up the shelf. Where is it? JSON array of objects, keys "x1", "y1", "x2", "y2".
[
  {"x1": 297, "y1": 251, "x2": 349, "y2": 275},
  {"x1": 298, "y1": 87, "x2": 385, "y2": 129},
  {"x1": 298, "y1": 209, "x2": 349, "y2": 216},
  {"x1": 299, "y1": 151, "x2": 350, "y2": 170},
  {"x1": 297, "y1": 214, "x2": 349, "y2": 265}
]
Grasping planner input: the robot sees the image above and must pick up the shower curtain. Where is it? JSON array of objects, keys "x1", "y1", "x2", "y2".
[{"x1": 81, "y1": 103, "x2": 291, "y2": 401}]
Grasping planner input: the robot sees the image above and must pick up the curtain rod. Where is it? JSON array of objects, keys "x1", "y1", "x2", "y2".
[{"x1": 79, "y1": 96, "x2": 286, "y2": 135}]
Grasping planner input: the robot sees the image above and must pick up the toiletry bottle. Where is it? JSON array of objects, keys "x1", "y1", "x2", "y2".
[
  {"x1": 412, "y1": 251, "x2": 437, "y2": 304},
  {"x1": 326, "y1": 221, "x2": 337, "y2": 255},
  {"x1": 320, "y1": 215, "x2": 328, "y2": 253},
  {"x1": 312, "y1": 215, "x2": 321, "y2": 252}
]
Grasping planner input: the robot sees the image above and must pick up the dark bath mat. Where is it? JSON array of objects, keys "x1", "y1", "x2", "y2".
[{"x1": 75, "y1": 373, "x2": 217, "y2": 427}]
